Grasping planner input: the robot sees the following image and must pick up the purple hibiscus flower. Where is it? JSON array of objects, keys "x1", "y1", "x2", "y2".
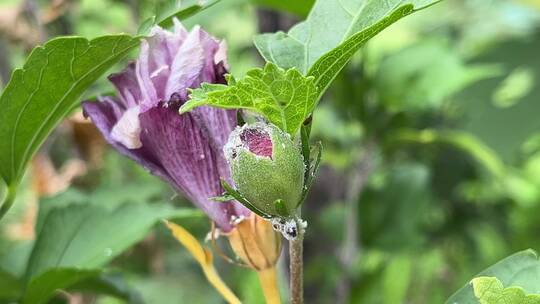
[{"x1": 82, "y1": 20, "x2": 250, "y2": 232}]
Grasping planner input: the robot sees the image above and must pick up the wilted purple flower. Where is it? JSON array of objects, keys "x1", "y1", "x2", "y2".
[{"x1": 82, "y1": 21, "x2": 250, "y2": 231}]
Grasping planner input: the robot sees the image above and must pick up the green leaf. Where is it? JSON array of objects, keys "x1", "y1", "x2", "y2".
[
  {"x1": 250, "y1": 0, "x2": 314, "y2": 17},
  {"x1": 210, "y1": 194, "x2": 236, "y2": 202},
  {"x1": 34, "y1": 182, "x2": 167, "y2": 234},
  {"x1": 390, "y1": 129, "x2": 506, "y2": 178},
  {"x1": 298, "y1": 141, "x2": 322, "y2": 207},
  {"x1": 23, "y1": 268, "x2": 100, "y2": 304},
  {"x1": 492, "y1": 67, "x2": 535, "y2": 109},
  {"x1": 375, "y1": 40, "x2": 501, "y2": 111},
  {"x1": 138, "y1": 0, "x2": 220, "y2": 35},
  {"x1": 26, "y1": 203, "x2": 200, "y2": 279},
  {"x1": 446, "y1": 249, "x2": 540, "y2": 304},
  {"x1": 0, "y1": 268, "x2": 23, "y2": 301},
  {"x1": 472, "y1": 277, "x2": 540, "y2": 304},
  {"x1": 0, "y1": 35, "x2": 139, "y2": 211},
  {"x1": 383, "y1": 255, "x2": 412, "y2": 304},
  {"x1": 360, "y1": 162, "x2": 431, "y2": 249},
  {"x1": 23, "y1": 203, "x2": 201, "y2": 303},
  {"x1": 181, "y1": 63, "x2": 318, "y2": 135},
  {"x1": 70, "y1": 273, "x2": 144, "y2": 304},
  {"x1": 23, "y1": 269, "x2": 143, "y2": 304},
  {"x1": 254, "y1": 0, "x2": 440, "y2": 98}
]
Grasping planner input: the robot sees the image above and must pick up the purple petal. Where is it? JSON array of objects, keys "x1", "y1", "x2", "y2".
[
  {"x1": 165, "y1": 28, "x2": 205, "y2": 99},
  {"x1": 193, "y1": 26, "x2": 221, "y2": 85},
  {"x1": 190, "y1": 107, "x2": 251, "y2": 218},
  {"x1": 111, "y1": 106, "x2": 142, "y2": 149},
  {"x1": 214, "y1": 40, "x2": 229, "y2": 69},
  {"x1": 82, "y1": 99, "x2": 174, "y2": 186},
  {"x1": 108, "y1": 63, "x2": 140, "y2": 108},
  {"x1": 190, "y1": 106, "x2": 237, "y2": 155},
  {"x1": 139, "y1": 106, "x2": 239, "y2": 231},
  {"x1": 136, "y1": 41, "x2": 159, "y2": 112}
]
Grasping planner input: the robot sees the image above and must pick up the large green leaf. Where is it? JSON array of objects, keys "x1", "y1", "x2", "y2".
[
  {"x1": 23, "y1": 203, "x2": 201, "y2": 303},
  {"x1": 180, "y1": 62, "x2": 318, "y2": 135},
  {"x1": 446, "y1": 249, "x2": 540, "y2": 304},
  {"x1": 254, "y1": 0, "x2": 440, "y2": 98},
  {"x1": 34, "y1": 182, "x2": 166, "y2": 234},
  {"x1": 0, "y1": 35, "x2": 139, "y2": 201},
  {"x1": 26, "y1": 203, "x2": 199, "y2": 279}
]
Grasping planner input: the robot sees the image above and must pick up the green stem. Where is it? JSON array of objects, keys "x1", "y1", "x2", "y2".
[
  {"x1": 0, "y1": 183, "x2": 17, "y2": 220},
  {"x1": 289, "y1": 217, "x2": 304, "y2": 304}
]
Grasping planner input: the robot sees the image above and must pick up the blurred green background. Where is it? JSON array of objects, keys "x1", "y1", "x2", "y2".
[{"x1": 1, "y1": 0, "x2": 540, "y2": 303}]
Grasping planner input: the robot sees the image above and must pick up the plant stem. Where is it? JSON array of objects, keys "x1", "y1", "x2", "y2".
[
  {"x1": 289, "y1": 217, "x2": 304, "y2": 304},
  {"x1": 257, "y1": 267, "x2": 281, "y2": 304}
]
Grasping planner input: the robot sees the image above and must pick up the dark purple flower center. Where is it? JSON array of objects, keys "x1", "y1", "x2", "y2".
[{"x1": 240, "y1": 128, "x2": 273, "y2": 158}]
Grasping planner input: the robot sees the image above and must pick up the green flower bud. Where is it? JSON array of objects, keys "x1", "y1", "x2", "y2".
[{"x1": 224, "y1": 122, "x2": 305, "y2": 218}]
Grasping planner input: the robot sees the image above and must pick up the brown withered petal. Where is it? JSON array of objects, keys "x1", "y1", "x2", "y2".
[{"x1": 227, "y1": 214, "x2": 282, "y2": 271}]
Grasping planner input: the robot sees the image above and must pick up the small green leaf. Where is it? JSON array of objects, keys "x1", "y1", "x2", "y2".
[
  {"x1": 181, "y1": 63, "x2": 318, "y2": 135},
  {"x1": 383, "y1": 255, "x2": 412, "y2": 304},
  {"x1": 250, "y1": 0, "x2": 314, "y2": 17},
  {"x1": 298, "y1": 141, "x2": 322, "y2": 207},
  {"x1": 0, "y1": 268, "x2": 23, "y2": 301},
  {"x1": 138, "y1": 0, "x2": 220, "y2": 35},
  {"x1": 492, "y1": 67, "x2": 535, "y2": 109},
  {"x1": 254, "y1": 0, "x2": 440, "y2": 99},
  {"x1": 472, "y1": 277, "x2": 540, "y2": 304},
  {"x1": 300, "y1": 121, "x2": 312, "y2": 172},
  {"x1": 210, "y1": 194, "x2": 236, "y2": 202}
]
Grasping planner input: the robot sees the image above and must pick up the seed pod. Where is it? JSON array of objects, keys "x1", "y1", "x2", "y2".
[{"x1": 224, "y1": 122, "x2": 305, "y2": 218}]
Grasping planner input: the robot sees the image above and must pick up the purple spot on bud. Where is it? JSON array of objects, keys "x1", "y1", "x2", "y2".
[{"x1": 240, "y1": 128, "x2": 273, "y2": 158}]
